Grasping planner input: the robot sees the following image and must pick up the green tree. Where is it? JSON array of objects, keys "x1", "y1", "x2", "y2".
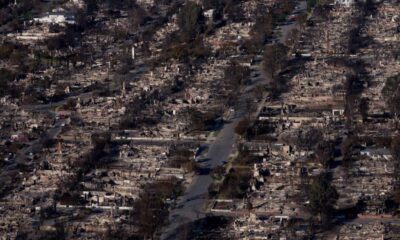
[
  {"x1": 308, "y1": 173, "x2": 338, "y2": 222},
  {"x1": 223, "y1": 0, "x2": 244, "y2": 22},
  {"x1": 382, "y1": 74, "x2": 400, "y2": 100},
  {"x1": 307, "y1": 0, "x2": 317, "y2": 11},
  {"x1": 250, "y1": 11, "x2": 274, "y2": 49},
  {"x1": 224, "y1": 61, "x2": 250, "y2": 90},
  {"x1": 235, "y1": 117, "x2": 250, "y2": 136},
  {"x1": 388, "y1": 88, "x2": 400, "y2": 120},
  {"x1": 128, "y1": 4, "x2": 148, "y2": 28},
  {"x1": 0, "y1": 43, "x2": 14, "y2": 60},
  {"x1": 211, "y1": 165, "x2": 226, "y2": 180},
  {"x1": 0, "y1": 68, "x2": 14, "y2": 97},
  {"x1": 315, "y1": 141, "x2": 335, "y2": 169},
  {"x1": 391, "y1": 135, "x2": 400, "y2": 181},
  {"x1": 295, "y1": 127, "x2": 323, "y2": 151},
  {"x1": 106, "y1": 0, "x2": 122, "y2": 10},
  {"x1": 285, "y1": 28, "x2": 300, "y2": 48},
  {"x1": 133, "y1": 180, "x2": 181, "y2": 240},
  {"x1": 85, "y1": 0, "x2": 98, "y2": 15},
  {"x1": 134, "y1": 191, "x2": 168, "y2": 240},
  {"x1": 359, "y1": 97, "x2": 369, "y2": 121},
  {"x1": 263, "y1": 43, "x2": 288, "y2": 80},
  {"x1": 203, "y1": 0, "x2": 224, "y2": 10},
  {"x1": 177, "y1": 1, "x2": 205, "y2": 42},
  {"x1": 221, "y1": 168, "x2": 252, "y2": 198},
  {"x1": 341, "y1": 134, "x2": 358, "y2": 168}
]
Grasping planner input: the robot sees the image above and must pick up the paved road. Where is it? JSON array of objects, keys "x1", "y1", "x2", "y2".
[
  {"x1": 161, "y1": 2, "x2": 307, "y2": 239},
  {"x1": 14, "y1": 118, "x2": 66, "y2": 163}
]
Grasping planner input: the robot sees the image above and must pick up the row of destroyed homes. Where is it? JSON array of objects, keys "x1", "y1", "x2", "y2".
[
  {"x1": 0, "y1": 0, "x2": 296, "y2": 239},
  {"x1": 207, "y1": 0, "x2": 400, "y2": 239}
]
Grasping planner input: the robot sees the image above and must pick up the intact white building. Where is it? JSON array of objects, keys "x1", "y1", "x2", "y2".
[
  {"x1": 33, "y1": 8, "x2": 76, "y2": 25},
  {"x1": 34, "y1": 13, "x2": 75, "y2": 25},
  {"x1": 335, "y1": 0, "x2": 356, "y2": 7}
]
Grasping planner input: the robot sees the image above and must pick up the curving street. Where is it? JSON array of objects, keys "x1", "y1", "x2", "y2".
[{"x1": 161, "y1": 1, "x2": 307, "y2": 239}]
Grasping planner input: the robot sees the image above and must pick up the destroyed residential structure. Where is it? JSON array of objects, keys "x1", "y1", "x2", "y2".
[
  {"x1": 0, "y1": 0, "x2": 399, "y2": 239},
  {"x1": 212, "y1": 1, "x2": 400, "y2": 239}
]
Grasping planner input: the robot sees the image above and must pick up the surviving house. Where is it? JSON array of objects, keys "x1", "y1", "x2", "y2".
[
  {"x1": 33, "y1": 8, "x2": 76, "y2": 25},
  {"x1": 335, "y1": 0, "x2": 355, "y2": 7}
]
